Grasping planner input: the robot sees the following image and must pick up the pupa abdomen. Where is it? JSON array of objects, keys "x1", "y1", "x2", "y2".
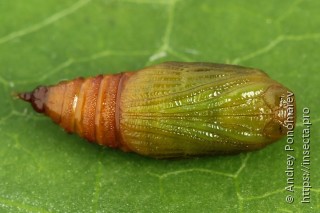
[{"x1": 19, "y1": 62, "x2": 296, "y2": 158}]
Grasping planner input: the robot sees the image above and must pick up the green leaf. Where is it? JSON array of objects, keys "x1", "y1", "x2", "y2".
[{"x1": 0, "y1": 0, "x2": 319, "y2": 212}]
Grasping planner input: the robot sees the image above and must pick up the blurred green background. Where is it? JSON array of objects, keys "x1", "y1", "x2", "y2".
[{"x1": 0, "y1": 0, "x2": 319, "y2": 212}]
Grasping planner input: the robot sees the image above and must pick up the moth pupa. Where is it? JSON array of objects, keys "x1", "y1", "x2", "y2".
[{"x1": 18, "y1": 62, "x2": 296, "y2": 158}]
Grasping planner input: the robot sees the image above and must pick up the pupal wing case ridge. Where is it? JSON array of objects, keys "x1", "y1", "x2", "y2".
[{"x1": 119, "y1": 62, "x2": 289, "y2": 158}]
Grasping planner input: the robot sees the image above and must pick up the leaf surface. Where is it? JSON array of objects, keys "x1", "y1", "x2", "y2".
[{"x1": 0, "y1": 0, "x2": 319, "y2": 212}]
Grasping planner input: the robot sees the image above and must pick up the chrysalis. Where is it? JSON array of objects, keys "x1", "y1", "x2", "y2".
[{"x1": 18, "y1": 62, "x2": 296, "y2": 158}]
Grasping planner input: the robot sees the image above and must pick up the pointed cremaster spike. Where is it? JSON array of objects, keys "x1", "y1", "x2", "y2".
[{"x1": 18, "y1": 86, "x2": 48, "y2": 113}]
